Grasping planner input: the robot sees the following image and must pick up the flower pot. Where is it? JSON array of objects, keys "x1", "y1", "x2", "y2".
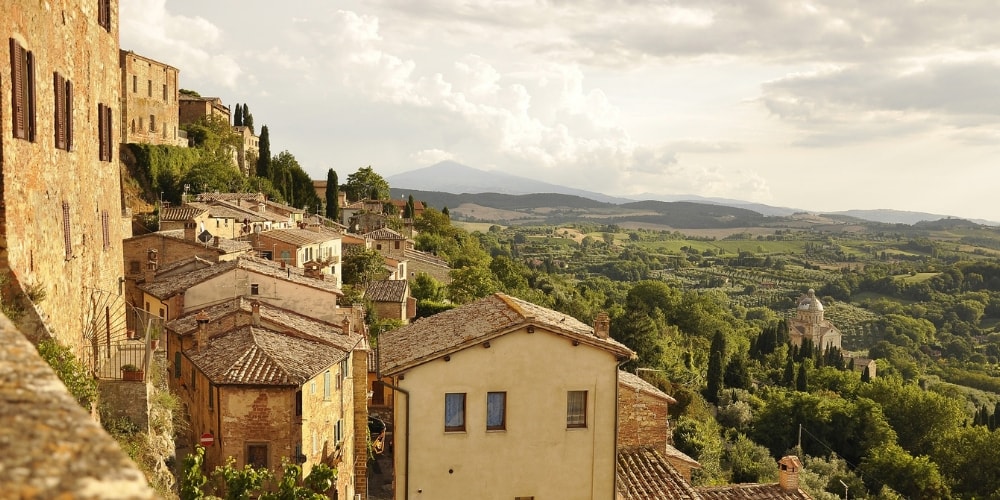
[{"x1": 150, "y1": 339, "x2": 160, "y2": 351}]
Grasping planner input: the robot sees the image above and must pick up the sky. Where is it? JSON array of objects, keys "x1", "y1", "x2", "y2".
[{"x1": 121, "y1": 0, "x2": 1000, "y2": 221}]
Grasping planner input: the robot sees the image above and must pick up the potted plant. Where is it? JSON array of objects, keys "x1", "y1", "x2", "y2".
[
  {"x1": 121, "y1": 363, "x2": 144, "y2": 381},
  {"x1": 149, "y1": 327, "x2": 161, "y2": 351}
]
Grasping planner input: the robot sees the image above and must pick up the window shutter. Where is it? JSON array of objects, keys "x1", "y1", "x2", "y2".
[
  {"x1": 62, "y1": 202, "x2": 71, "y2": 258},
  {"x1": 174, "y1": 352, "x2": 181, "y2": 378},
  {"x1": 10, "y1": 39, "x2": 25, "y2": 139},
  {"x1": 97, "y1": 104, "x2": 105, "y2": 160},
  {"x1": 26, "y1": 50, "x2": 35, "y2": 141},
  {"x1": 54, "y1": 73, "x2": 66, "y2": 150},
  {"x1": 101, "y1": 210, "x2": 110, "y2": 250},
  {"x1": 65, "y1": 79, "x2": 73, "y2": 150},
  {"x1": 104, "y1": 104, "x2": 113, "y2": 161}
]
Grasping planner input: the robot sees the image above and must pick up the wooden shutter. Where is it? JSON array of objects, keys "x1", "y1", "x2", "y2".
[
  {"x1": 62, "y1": 202, "x2": 71, "y2": 258},
  {"x1": 54, "y1": 73, "x2": 66, "y2": 150},
  {"x1": 101, "y1": 210, "x2": 109, "y2": 250},
  {"x1": 65, "y1": 79, "x2": 73, "y2": 150},
  {"x1": 104, "y1": 104, "x2": 112, "y2": 161},
  {"x1": 10, "y1": 39, "x2": 25, "y2": 139},
  {"x1": 98, "y1": 0, "x2": 111, "y2": 31},
  {"x1": 97, "y1": 104, "x2": 105, "y2": 160},
  {"x1": 26, "y1": 50, "x2": 34, "y2": 141}
]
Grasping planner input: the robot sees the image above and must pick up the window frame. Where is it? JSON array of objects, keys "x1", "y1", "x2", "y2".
[
  {"x1": 246, "y1": 443, "x2": 268, "y2": 469},
  {"x1": 487, "y1": 391, "x2": 507, "y2": 431},
  {"x1": 10, "y1": 38, "x2": 36, "y2": 142},
  {"x1": 445, "y1": 392, "x2": 466, "y2": 432},
  {"x1": 566, "y1": 390, "x2": 588, "y2": 429}
]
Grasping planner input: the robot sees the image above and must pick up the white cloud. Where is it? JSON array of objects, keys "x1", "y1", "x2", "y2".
[{"x1": 410, "y1": 149, "x2": 456, "y2": 165}]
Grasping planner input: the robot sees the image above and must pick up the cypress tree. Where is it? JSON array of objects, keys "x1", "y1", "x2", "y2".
[
  {"x1": 243, "y1": 104, "x2": 253, "y2": 133},
  {"x1": 256, "y1": 125, "x2": 271, "y2": 179},
  {"x1": 796, "y1": 362, "x2": 808, "y2": 392},
  {"x1": 861, "y1": 364, "x2": 871, "y2": 383},
  {"x1": 783, "y1": 357, "x2": 796, "y2": 387},
  {"x1": 706, "y1": 350, "x2": 723, "y2": 404},
  {"x1": 442, "y1": 206, "x2": 450, "y2": 217},
  {"x1": 233, "y1": 103, "x2": 243, "y2": 126},
  {"x1": 325, "y1": 169, "x2": 338, "y2": 220}
]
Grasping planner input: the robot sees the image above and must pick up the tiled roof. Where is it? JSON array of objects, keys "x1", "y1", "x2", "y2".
[
  {"x1": 195, "y1": 192, "x2": 264, "y2": 203},
  {"x1": 186, "y1": 202, "x2": 266, "y2": 222},
  {"x1": 364, "y1": 227, "x2": 407, "y2": 240},
  {"x1": 617, "y1": 447, "x2": 700, "y2": 500},
  {"x1": 403, "y1": 249, "x2": 449, "y2": 268},
  {"x1": 160, "y1": 206, "x2": 207, "y2": 222},
  {"x1": 662, "y1": 445, "x2": 701, "y2": 469},
  {"x1": 157, "y1": 230, "x2": 253, "y2": 254},
  {"x1": 364, "y1": 280, "x2": 408, "y2": 303},
  {"x1": 187, "y1": 326, "x2": 345, "y2": 385},
  {"x1": 156, "y1": 255, "x2": 215, "y2": 276},
  {"x1": 342, "y1": 234, "x2": 368, "y2": 246},
  {"x1": 260, "y1": 227, "x2": 341, "y2": 246},
  {"x1": 211, "y1": 199, "x2": 285, "y2": 223},
  {"x1": 139, "y1": 255, "x2": 342, "y2": 299},
  {"x1": 697, "y1": 484, "x2": 811, "y2": 499},
  {"x1": 619, "y1": 371, "x2": 678, "y2": 404},
  {"x1": 379, "y1": 293, "x2": 634, "y2": 374},
  {"x1": 263, "y1": 199, "x2": 304, "y2": 215},
  {"x1": 168, "y1": 298, "x2": 364, "y2": 353}
]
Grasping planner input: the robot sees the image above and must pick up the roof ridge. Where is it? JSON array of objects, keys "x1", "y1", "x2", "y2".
[{"x1": 493, "y1": 292, "x2": 529, "y2": 320}]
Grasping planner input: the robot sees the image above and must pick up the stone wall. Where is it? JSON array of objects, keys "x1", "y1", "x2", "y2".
[
  {"x1": 617, "y1": 383, "x2": 670, "y2": 452},
  {"x1": 120, "y1": 50, "x2": 182, "y2": 146},
  {"x1": 2, "y1": 0, "x2": 127, "y2": 360},
  {"x1": 98, "y1": 378, "x2": 152, "y2": 431}
]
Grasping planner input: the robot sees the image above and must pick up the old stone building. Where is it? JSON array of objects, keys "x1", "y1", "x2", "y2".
[
  {"x1": 119, "y1": 50, "x2": 183, "y2": 146},
  {"x1": 788, "y1": 289, "x2": 843, "y2": 350},
  {"x1": 2, "y1": 0, "x2": 128, "y2": 358},
  {"x1": 166, "y1": 298, "x2": 369, "y2": 499},
  {"x1": 232, "y1": 125, "x2": 258, "y2": 176},
  {"x1": 178, "y1": 93, "x2": 230, "y2": 126}
]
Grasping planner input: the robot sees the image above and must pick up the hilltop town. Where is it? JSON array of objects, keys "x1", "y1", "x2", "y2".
[{"x1": 13, "y1": 2, "x2": 1000, "y2": 500}]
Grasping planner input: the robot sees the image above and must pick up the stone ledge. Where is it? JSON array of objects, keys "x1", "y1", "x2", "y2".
[{"x1": 0, "y1": 312, "x2": 156, "y2": 499}]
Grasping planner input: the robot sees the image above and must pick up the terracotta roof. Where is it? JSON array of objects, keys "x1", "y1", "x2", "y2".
[
  {"x1": 617, "y1": 447, "x2": 700, "y2": 500},
  {"x1": 697, "y1": 484, "x2": 811, "y2": 499},
  {"x1": 403, "y1": 249, "x2": 449, "y2": 268},
  {"x1": 156, "y1": 255, "x2": 215, "y2": 276},
  {"x1": 160, "y1": 206, "x2": 207, "y2": 222},
  {"x1": 259, "y1": 227, "x2": 341, "y2": 246},
  {"x1": 263, "y1": 199, "x2": 305, "y2": 215},
  {"x1": 157, "y1": 230, "x2": 253, "y2": 254},
  {"x1": 379, "y1": 293, "x2": 634, "y2": 374},
  {"x1": 195, "y1": 192, "x2": 265, "y2": 203},
  {"x1": 364, "y1": 227, "x2": 407, "y2": 240},
  {"x1": 187, "y1": 325, "x2": 345, "y2": 386},
  {"x1": 342, "y1": 234, "x2": 368, "y2": 246},
  {"x1": 139, "y1": 255, "x2": 342, "y2": 299},
  {"x1": 168, "y1": 298, "x2": 364, "y2": 353},
  {"x1": 364, "y1": 280, "x2": 408, "y2": 303},
  {"x1": 186, "y1": 202, "x2": 266, "y2": 222},
  {"x1": 619, "y1": 371, "x2": 678, "y2": 404},
  {"x1": 210, "y1": 199, "x2": 285, "y2": 223},
  {"x1": 662, "y1": 445, "x2": 702, "y2": 469}
]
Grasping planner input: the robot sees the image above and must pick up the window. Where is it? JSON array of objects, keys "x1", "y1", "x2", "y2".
[
  {"x1": 323, "y1": 370, "x2": 331, "y2": 400},
  {"x1": 372, "y1": 381, "x2": 384, "y2": 405},
  {"x1": 10, "y1": 38, "x2": 36, "y2": 141},
  {"x1": 147, "y1": 79, "x2": 152, "y2": 97},
  {"x1": 191, "y1": 366, "x2": 196, "y2": 390},
  {"x1": 395, "y1": 241, "x2": 400, "y2": 249},
  {"x1": 149, "y1": 114, "x2": 155, "y2": 132},
  {"x1": 295, "y1": 390, "x2": 302, "y2": 416},
  {"x1": 250, "y1": 283, "x2": 259, "y2": 295},
  {"x1": 341, "y1": 358, "x2": 349, "y2": 380},
  {"x1": 130, "y1": 260, "x2": 141, "y2": 274},
  {"x1": 132, "y1": 75, "x2": 137, "y2": 93},
  {"x1": 445, "y1": 393, "x2": 466, "y2": 432},
  {"x1": 61, "y1": 202, "x2": 71, "y2": 258},
  {"x1": 162, "y1": 83, "x2": 167, "y2": 100},
  {"x1": 101, "y1": 210, "x2": 110, "y2": 250},
  {"x1": 567, "y1": 391, "x2": 587, "y2": 428},
  {"x1": 247, "y1": 443, "x2": 268, "y2": 469},
  {"x1": 53, "y1": 72, "x2": 72, "y2": 150},
  {"x1": 487, "y1": 391, "x2": 506, "y2": 430},
  {"x1": 97, "y1": 0, "x2": 111, "y2": 31},
  {"x1": 97, "y1": 103, "x2": 112, "y2": 161},
  {"x1": 208, "y1": 382, "x2": 214, "y2": 410},
  {"x1": 335, "y1": 419, "x2": 344, "y2": 445},
  {"x1": 174, "y1": 352, "x2": 181, "y2": 379}
]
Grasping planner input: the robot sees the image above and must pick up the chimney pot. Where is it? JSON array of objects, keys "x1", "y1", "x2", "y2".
[{"x1": 251, "y1": 301, "x2": 261, "y2": 327}]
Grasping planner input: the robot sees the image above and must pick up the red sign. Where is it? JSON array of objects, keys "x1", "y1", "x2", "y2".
[{"x1": 200, "y1": 432, "x2": 214, "y2": 447}]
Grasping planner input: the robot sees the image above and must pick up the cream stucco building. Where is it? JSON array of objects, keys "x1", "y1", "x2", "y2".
[{"x1": 378, "y1": 293, "x2": 635, "y2": 500}]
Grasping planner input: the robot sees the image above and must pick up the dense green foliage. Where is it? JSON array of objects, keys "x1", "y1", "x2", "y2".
[
  {"x1": 180, "y1": 446, "x2": 335, "y2": 499},
  {"x1": 36, "y1": 338, "x2": 98, "y2": 409}
]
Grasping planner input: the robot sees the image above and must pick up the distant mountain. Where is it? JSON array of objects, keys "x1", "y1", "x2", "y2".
[
  {"x1": 827, "y1": 209, "x2": 996, "y2": 226},
  {"x1": 387, "y1": 161, "x2": 998, "y2": 226},
  {"x1": 387, "y1": 161, "x2": 632, "y2": 204}
]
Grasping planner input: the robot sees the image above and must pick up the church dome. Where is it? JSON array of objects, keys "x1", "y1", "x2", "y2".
[{"x1": 797, "y1": 289, "x2": 824, "y2": 311}]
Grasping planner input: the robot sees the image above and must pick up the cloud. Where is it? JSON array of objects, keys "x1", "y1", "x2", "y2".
[
  {"x1": 410, "y1": 149, "x2": 456, "y2": 165},
  {"x1": 120, "y1": 0, "x2": 243, "y2": 89}
]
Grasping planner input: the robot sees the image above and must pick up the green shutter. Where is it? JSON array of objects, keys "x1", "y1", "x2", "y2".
[{"x1": 174, "y1": 352, "x2": 181, "y2": 378}]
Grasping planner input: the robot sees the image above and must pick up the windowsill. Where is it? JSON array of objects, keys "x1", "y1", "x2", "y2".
[
  {"x1": 486, "y1": 428, "x2": 506, "y2": 433},
  {"x1": 566, "y1": 426, "x2": 588, "y2": 431},
  {"x1": 444, "y1": 430, "x2": 466, "y2": 434}
]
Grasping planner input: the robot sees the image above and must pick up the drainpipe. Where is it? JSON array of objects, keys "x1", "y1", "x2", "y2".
[
  {"x1": 613, "y1": 356, "x2": 630, "y2": 499},
  {"x1": 377, "y1": 332, "x2": 410, "y2": 500}
]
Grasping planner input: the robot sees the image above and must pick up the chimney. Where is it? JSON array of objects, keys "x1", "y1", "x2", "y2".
[
  {"x1": 195, "y1": 310, "x2": 210, "y2": 351},
  {"x1": 144, "y1": 249, "x2": 158, "y2": 283},
  {"x1": 251, "y1": 301, "x2": 261, "y2": 327},
  {"x1": 778, "y1": 456, "x2": 803, "y2": 493},
  {"x1": 594, "y1": 312, "x2": 610, "y2": 339},
  {"x1": 341, "y1": 316, "x2": 351, "y2": 336},
  {"x1": 184, "y1": 220, "x2": 197, "y2": 241},
  {"x1": 304, "y1": 263, "x2": 323, "y2": 279}
]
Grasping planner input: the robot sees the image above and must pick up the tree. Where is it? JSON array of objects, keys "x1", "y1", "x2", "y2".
[
  {"x1": 447, "y1": 265, "x2": 499, "y2": 304},
  {"x1": 859, "y1": 444, "x2": 950, "y2": 499},
  {"x1": 242, "y1": 103, "x2": 253, "y2": 133},
  {"x1": 726, "y1": 434, "x2": 778, "y2": 483},
  {"x1": 442, "y1": 206, "x2": 450, "y2": 217},
  {"x1": 344, "y1": 166, "x2": 389, "y2": 202},
  {"x1": 179, "y1": 446, "x2": 207, "y2": 500},
  {"x1": 325, "y1": 169, "x2": 339, "y2": 220},
  {"x1": 342, "y1": 248, "x2": 387, "y2": 286},
  {"x1": 256, "y1": 125, "x2": 271, "y2": 179},
  {"x1": 406, "y1": 194, "x2": 415, "y2": 219},
  {"x1": 233, "y1": 102, "x2": 243, "y2": 126},
  {"x1": 796, "y1": 361, "x2": 809, "y2": 392},
  {"x1": 705, "y1": 330, "x2": 727, "y2": 403}
]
